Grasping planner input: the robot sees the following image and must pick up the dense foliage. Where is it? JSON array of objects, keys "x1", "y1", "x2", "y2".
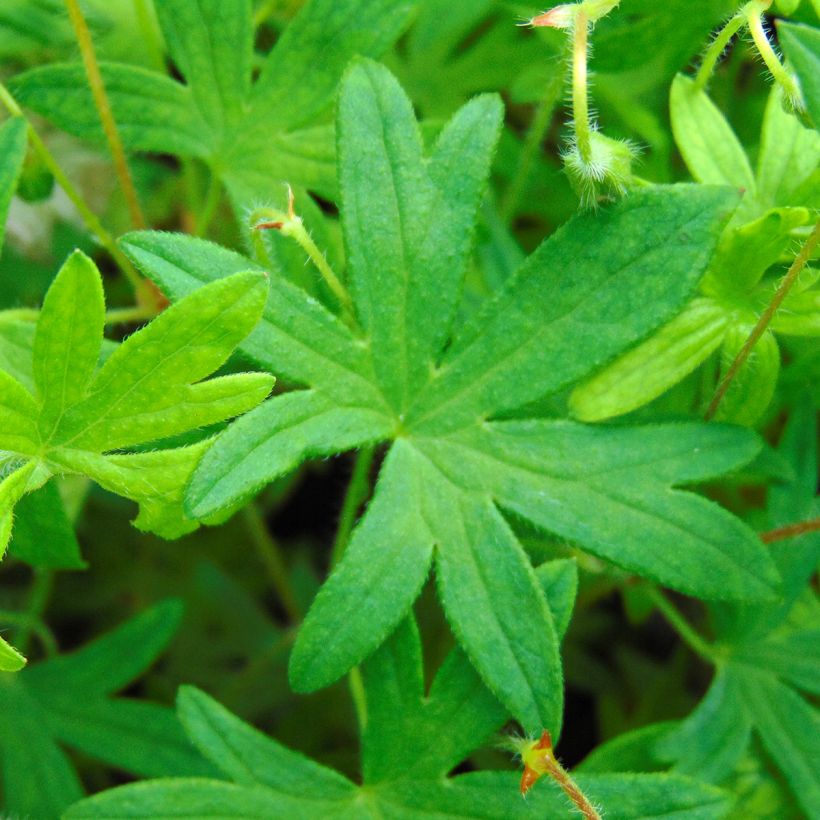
[{"x1": 0, "y1": 1, "x2": 818, "y2": 818}]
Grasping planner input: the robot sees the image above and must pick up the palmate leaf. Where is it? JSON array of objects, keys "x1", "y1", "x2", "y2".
[
  {"x1": 584, "y1": 400, "x2": 820, "y2": 818},
  {"x1": 0, "y1": 248, "x2": 271, "y2": 549},
  {"x1": 66, "y1": 588, "x2": 731, "y2": 820},
  {"x1": 121, "y1": 60, "x2": 778, "y2": 736},
  {"x1": 8, "y1": 0, "x2": 414, "y2": 208},
  {"x1": 0, "y1": 601, "x2": 214, "y2": 818}
]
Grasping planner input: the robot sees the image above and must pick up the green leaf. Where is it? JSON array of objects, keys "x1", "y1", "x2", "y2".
[
  {"x1": 289, "y1": 441, "x2": 435, "y2": 693},
  {"x1": 52, "y1": 269, "x2": 269, "y2": 451},
  {"x1": 657, "y1": 669, "x2": 752, "y2": 783},
  {"x1": 705, "y1": 207, "x2": 812, "y2": 295},
  {"x1": 361, "y1": 562, "x2": 577, "y2": 784},
  {"x1": 8, "y1": 481, "x2": 85, "y2": 568},
  {"x1": 0, "y1": 369, "x2": 40, "y2": 452},
  {"x1": 737, "y1": 670, "x2": 820, "y2": 818},
  {"x1": 177, "y1": 686, "x2": 356, "y2": 798},
  {"x1": 129, "y1": 64, "x2": 757, "y2": 719},
  {"x1": 569, "y1": 298, "x2": 728, "y2": 421},
  {"x1": 339, "y1": 59, "x2": 503, "y2": 408},
  {"x1": 0, "y1": 460, "x2": 37, "y2": 555},
  {"x1": 0, "y1": 602, "x2": 212, "y2": 818},
  {"x1": 778, "y1": 20, "x2": 820, "y2": 128},
  {"x1": 424, "y1": 464, "x2": 563, "y2": 734},
  {"x1": 0, "y1": 635, "x2": 26, "y2": 672},
  {"x1": 714, "y1": 328, "x2": 780, "y2": 426},
  {"x1": 0, "y1": 116, "x2": 27, "y2": 256},
  {"x1": 10, "y1": 0, "x2": 415, "y2": 207},
  {"x1": 186, "y1": 390, "x2": 393, "y2": 519},
  {"x1": 407, "y1": 184, "x2": 739, "y2": 434},
  {"x1": 33, "y1": 250, "x2": 105, "y2": 438},
  {"x1": 0, "y1": 249, "x2": 271, "y2": 545},
  {"x1": 670, "y1": 74, "x2": 756, "y2": 195},
  {"x1": 418, "y1": 421, "x2": 778, "y2": 600},
  {"x1": 756, "y1": 86, "x2": 820, "y2": 208}
]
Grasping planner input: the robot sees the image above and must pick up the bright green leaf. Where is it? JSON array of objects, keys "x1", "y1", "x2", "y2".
[{"x1": 778, "y1": 20, "x2": 820, "y2": 128}]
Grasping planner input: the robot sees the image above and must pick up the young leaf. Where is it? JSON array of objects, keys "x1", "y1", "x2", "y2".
[
  {"x1": 125, "y1": 62, "x2": 770, "y2": 735},
  {"x1": 0, "y1": 602, "x2": 213, "y2": 819},
  {"x1": 0, "y1": 635, "x2": 26, "y2": 672},
  {"x1": 670, "y1": 74, "x2": 756, "y2": 195},
  {"x1": 0, "y1": 249, "x2": 271, "y2": 545},
  {"x1": 778, "y1": 20, "x2": 820, "y2": 128}
]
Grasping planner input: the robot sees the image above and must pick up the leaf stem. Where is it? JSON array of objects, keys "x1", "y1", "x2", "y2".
[
  {"x1": 501, "y1": 59, "x2": 566, "y2": 224},
  {"x1": 242, "y1": 504, "x2": 301, "y2": 623},
  {"x1": 572, "y1": 11, "x2": 593, "y2": 164},
  {"x1": 761, "y1": 517, "x2": 820, "y2": 543},
  {"x1": 15, "y1": 569, "x2": 54, "y2": 656},
  {"x1": 348, "y1": 666, "x2": 368, "y2": 733},
  {"x1": 65, "y1": 0, "x2": 146, "y2": 230},
  {"x1": 330, "y1": 446, "x2": 375, "y2": 568},
  {"x1": 705, "y1": 220, "x2": 820, "y2": 420},
  {"x1": 0, "y1": 82, "x2": 147, "y2": 298},
  {"x1": 645, "y1": 585, "x2": 714, "y2": 662},
  {"x1": 694, "y1": 10, "x2": 748, "y2": 91},
  {"x1": 250, "y1": 195, "x2": 354, "y2": 317},
  {"x1": 195, "y1": 173, "x2": 222, "y2": 237}
]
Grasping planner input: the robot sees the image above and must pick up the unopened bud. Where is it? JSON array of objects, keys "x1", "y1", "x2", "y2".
[
  {"x1": 564, "y1": 131, "x2": 636, "y2": 207},
  {"x1": 521, "y1": 4, "x2": 576, "y2": 28}
]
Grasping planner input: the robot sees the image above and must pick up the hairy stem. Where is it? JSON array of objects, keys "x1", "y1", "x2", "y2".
[
  {"x1": 694, "y1": 11, "x2": 747, "y2": 90},
  {"x1": 706, "y1": 220, "x2": 820, "y2": 420},
  {"x1": 242, "y1": 504, "x2": 301, "y2": 623},
  {"x1": 0, "y1": 82, "x2": 147, "y2": 298},
  {"x1": 65, "y1": 0, "x2": 146, "y2": 230},
  {"x1": 520, "y1": 731, "x2": 601, "y2": 818},
  {"x1": 330, "y1": 446, "x2": 375, "y2": 568},
  {"x1": 761, "y1": 518, "x2": 820, "y2": 543},
  {"x1": 572, "y1": 11, "x2": 592, "y2": 164},
  {"x1": 745, "y1": 5, "x2": 801, "y2": 106},
  {"x1": 250, "y1": 199, "x2": 354, "y2": 317},
  {"x1": 645, "y1": 585, "x2": 715, "y2": 662}
]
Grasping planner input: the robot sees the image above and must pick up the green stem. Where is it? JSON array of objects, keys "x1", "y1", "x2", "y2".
[
  {"x1": 348, "y1": 666, "x2": 368, "y2": 733},
  {"x1": 501, "y1": 60, "x2": 566, "y2": 224},
  {"x1": 250, "y1": 203, "x2": 355, "y2": 317},
  {"x1": 330, "y1": 447, "x2": 375, "y2": 568},
  {"x1": 0, "y1": 82, "x2": 146, "y2": 297},
  {"x1": 706, "y1": 220, "x2": 820, "y2": 420},
  {"x1": 16, "y1": 569, "x2": 54, "y2": 656},
  {"x1": 746, "y1": 5, "x2": 801, "y2": 105},
  {"x1": 694, "y1": 11, "x2": 747, "y2": 91},
  {"x1": 65, "y1": 0, "x2": 146, "y2": 230},
  {"x1": 572, "y1": 11, "x2": 593, "y2": 164},
  {"x1": 242, "y1": 504, "x2": 301, "y2": 623},
  {"x1": 1, "y1": 306, "x2": 157, "y2": 325},
  {"x1": 195, "y1": 173, "x2": 222, "y2": 237},
  {"x1": 645, "y1": 586, "x2": 715, "y2": 662},
  {"x1": 0, "y1": 610, "x2": 57, "y2": 657}
]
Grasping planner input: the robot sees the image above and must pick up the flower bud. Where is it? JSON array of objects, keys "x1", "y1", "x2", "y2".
[
  {"x1": 563, "y1": 131, "x2": 636, "y2": 207},
  {"x1": 523, "y1": 4, "x2": 576, "y2": 28}
]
